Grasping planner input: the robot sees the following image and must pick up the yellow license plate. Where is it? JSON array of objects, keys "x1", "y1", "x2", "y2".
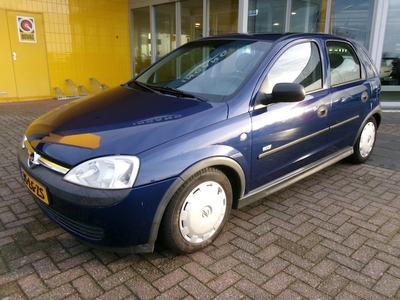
[{"x1": 21, "y1": 168, "x2": 50, "y2": 205}]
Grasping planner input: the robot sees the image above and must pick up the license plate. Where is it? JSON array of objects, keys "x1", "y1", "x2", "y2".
[{"x1": 20, "y1": 168, "x2": 50, "y2": 205}]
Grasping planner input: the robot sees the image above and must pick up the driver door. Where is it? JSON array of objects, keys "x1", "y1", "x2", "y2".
[{"x1": 249, "y1": 41, "x2": 331, "y2": 191}]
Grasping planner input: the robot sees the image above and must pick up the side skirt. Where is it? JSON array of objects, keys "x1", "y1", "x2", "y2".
[{"x1": 236, "y1": 147, "x2": 353, "y2": 209}]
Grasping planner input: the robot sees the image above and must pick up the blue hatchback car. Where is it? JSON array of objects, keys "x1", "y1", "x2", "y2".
[{"x1": 18, "y1": 33, "x2": 381, "y2": 254}]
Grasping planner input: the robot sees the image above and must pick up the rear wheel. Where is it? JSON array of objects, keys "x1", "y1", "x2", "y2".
[
  {"x1": 349, "y1": 117, "x2": 377, "y2": 164},
  {"x1": 161, "y1": 168, "x2": 232, "y2": 254}
]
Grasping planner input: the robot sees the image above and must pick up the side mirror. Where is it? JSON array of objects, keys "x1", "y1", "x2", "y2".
[{"x1": 257, "y1": 83, "x2": 306, "y2": 106}]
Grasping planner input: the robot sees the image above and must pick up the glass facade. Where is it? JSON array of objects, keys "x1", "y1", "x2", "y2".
[
  {"x1": 381, "y1": 0, "x2": 400, "y2": 88},
  {"x1": 132, "y1": 7, "x2": 151, "y2": 75},
  {"x1": 247, "y1": 0, "x2": 325, "y2": 34},
  {"x1": 247, "y1": 0, "x2": 373, "y2": 48},
  {"x1": 209, "y1": 0, "x2": 238, "y2": 36},
  {"x1": 330, "y1": 0, "x2": 374, "y2": 49},
  {"x1": 290, "y1": 0, "x2": 325, "y2": 33},
  {"x1": 181, "y1": 0, "x2": 203, "y2": 42},
  {"x1": 155, "y1": 3, "x2": 176, "y2": 60},
  {"x1": 130, "y1": 0, "x2": 400, "y2": 100},
  {"x1": 248, "y1": 0, "x2": 287, "y2": 33}
]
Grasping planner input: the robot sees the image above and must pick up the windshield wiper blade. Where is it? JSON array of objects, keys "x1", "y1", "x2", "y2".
[
  {"x1": 152, "y1": 86, "x2": 206, "y2": 101},
  {"x1": 128, "y1": 81, "x2": 206, "y2": 101},
  {"x1": 130, "y1": 81, "x2": 163, "y2": 95}
]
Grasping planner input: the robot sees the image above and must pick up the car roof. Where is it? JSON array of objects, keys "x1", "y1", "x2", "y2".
[{"x1": 198, "y1": 32, "x2": 354, "y2": 43}]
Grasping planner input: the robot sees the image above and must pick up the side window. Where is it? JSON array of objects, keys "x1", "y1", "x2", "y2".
[
  {"x1": 260, "y1": 42, "x2": 322, "y2": 94},
  {"x1": 327, "y1": 41, "x2": 361, "y2": 85},
  {"x1": 358, "y1": 48, "x2": 377, "y2": 79}
]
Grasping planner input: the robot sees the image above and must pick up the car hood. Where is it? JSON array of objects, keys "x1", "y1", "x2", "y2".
[{"x1": 26, "y1": 86, "x2": 228, "y2": 166}]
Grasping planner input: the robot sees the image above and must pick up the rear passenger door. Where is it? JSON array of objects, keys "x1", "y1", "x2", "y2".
[{"x1": 326, "y1": 40, "x2": 370, "y2": 153}]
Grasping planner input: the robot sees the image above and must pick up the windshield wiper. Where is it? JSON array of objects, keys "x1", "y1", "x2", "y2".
[
  {"x1": 128, "y1": 81, "x2": 206, "y2": 101},
  {"x1": 129, "y1": 80, "x2": 163, "y2": 95},
  {"x1": 151, "y1": 86, "x2": 206, "y2": 101}
]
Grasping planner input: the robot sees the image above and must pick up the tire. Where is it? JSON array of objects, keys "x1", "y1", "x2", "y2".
[
  {"x1": 349, "y1": 117, "x2": 377, "y2": 164},
  {"x1": 160, "y1": 168, "x2": 232, "y2": 254}
]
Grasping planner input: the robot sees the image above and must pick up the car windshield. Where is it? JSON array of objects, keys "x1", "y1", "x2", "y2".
[{"x1": 131, "y1": 39, "x2": 272, "y2": 102}]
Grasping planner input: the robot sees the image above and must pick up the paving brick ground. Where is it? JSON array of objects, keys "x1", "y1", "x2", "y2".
[{"x1": 1, "y1": 99, "x2": 400, "y2": 299}]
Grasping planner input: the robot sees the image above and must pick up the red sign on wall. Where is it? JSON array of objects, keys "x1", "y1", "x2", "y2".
[{"x1": 17, "y1": 16, "x2": 36, "y2": 43}]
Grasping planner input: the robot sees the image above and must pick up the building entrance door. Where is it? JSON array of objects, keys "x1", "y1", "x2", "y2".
[{"x1": 0, "y1": 10, "x2": 51, "y2": 101}]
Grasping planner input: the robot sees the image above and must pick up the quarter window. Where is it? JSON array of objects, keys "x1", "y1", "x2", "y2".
[
  {"x1": 358, "y1": 48, "x2": 377, "y2": 79},
  {"x1": 261, "y1": 42, "x2": 322, "y2": 94},
  {"x1": 327, "y1": 41, "x2": 361, "y2": 85}
]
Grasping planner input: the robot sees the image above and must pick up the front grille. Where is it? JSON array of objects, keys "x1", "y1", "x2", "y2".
[{"x1": 36, "y1": 200, "x2": 104, "y2": 240}]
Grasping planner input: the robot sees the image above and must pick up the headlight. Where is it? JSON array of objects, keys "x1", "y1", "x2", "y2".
[{"x1": 64, "y1": 156, "x2": 140, "y2": 189}]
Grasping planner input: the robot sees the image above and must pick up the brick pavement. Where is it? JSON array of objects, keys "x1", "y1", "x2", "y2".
[{"x1": 1, "y1": 99, "x2": 400, "y2": 299}]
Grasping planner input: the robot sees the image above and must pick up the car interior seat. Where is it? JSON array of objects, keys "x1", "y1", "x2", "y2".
[{"x1": 329, "y1": 53, "x2": 345, "y2": 85}]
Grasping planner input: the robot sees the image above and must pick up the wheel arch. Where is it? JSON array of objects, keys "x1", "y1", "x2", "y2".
[
  {"x1": 147, "y1": 156, "x2": 246, "y2": 245},
  {"x1": 373, "y1": 111, "x2": 382, "y2": 128},
  {"x1": 352, "y1": 108, "x2": 381, "y2": 146}
]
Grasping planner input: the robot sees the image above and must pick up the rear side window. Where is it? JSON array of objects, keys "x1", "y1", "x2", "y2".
[
  {"x1": 327, "y1": 41, "x2": 361, "y2": 86},
  {"x1": 260, "y1": 42, "x2": 322, "y2": 94},
  {"x1": 358, "y1": 48, "x2": 377, "y2": 78}
]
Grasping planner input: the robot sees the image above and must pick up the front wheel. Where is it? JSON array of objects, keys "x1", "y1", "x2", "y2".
[
  {"x1": 349, "y1": 117, "x2": 377, "y2": 164},
  {"x1": 160, "y1": 168, "x2": 232, "y2": 254}
]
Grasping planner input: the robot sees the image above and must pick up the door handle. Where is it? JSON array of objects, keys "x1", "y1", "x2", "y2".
[
  {"x1": 317, "y1": 104, "x2": 328, "y2": 118},
  {"x1": 12, "y1": 52, "x2": 17, "y2": 60},
  {"x1": 361, "y1": 91, "x2": 369, "y2": 102}
]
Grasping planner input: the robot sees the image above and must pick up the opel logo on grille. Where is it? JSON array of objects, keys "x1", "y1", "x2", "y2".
[{"x1": 27, "y1": 152, "x2": 41, "y2": 169}]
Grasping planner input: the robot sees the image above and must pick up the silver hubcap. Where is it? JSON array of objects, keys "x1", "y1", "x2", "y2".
[
  {"x1": 359, "y1": 121, "x2": 376, "y2": 158},
  {"x1": 179, "y1": 181, "x2": 227, "y2": 244}
]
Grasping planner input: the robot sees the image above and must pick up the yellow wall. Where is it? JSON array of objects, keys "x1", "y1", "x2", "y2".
[{"x1": 0, "y1": 0, "x2": 131, "y2": 102}]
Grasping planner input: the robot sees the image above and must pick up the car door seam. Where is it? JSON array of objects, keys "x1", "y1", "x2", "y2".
[
  {"x1": 258, "y1": 127, "x2": 330, "y2": 160},
  {"x1": 258, "y1": 115, "x2": 360, "y2": 160}
]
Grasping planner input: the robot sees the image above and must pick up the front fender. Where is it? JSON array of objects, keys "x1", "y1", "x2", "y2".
[{"x1": 135, "y1": 113, "x2": 252, "y2": 187}]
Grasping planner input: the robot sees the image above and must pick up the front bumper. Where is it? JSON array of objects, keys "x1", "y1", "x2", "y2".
[{"x1": 18, "y1": 146, "x2": 176, "y2": 253}]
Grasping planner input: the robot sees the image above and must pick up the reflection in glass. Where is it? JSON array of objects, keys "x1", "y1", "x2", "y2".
[
  {"x1": 290, "y1": 0, "x2": 325, "y2": 33},
  {"x1": 330, "y1": 0, "x2": 374, "y2": 48},
  {"x1": 381, "y1": 0, "x2": 400, "y2": 86},
  {"x1": 132, "y1": 7, "x2": 151, "y2": 75},
  {"x1": 181, "y1": 0, "x2": 203, "y2": 43},
  {"x1": 155, "y1": 3, "x2": 176, "y2": 60},
  {"x1": 134, "y1": 40, "x2": 271, "y2": 102},
  {"x1": 262, "y1": 43, "x2": 322, "y2": 93},
  {"x1": 248, "y1": 0, "x2": 286, "y2": 33},
  {"x1": 209, "y1": 0, "x2": 238, "y2": 36}
]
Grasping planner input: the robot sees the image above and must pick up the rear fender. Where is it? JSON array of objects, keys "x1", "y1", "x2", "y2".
[{"x1": 351, "y1": 105, "x2": 382, "y2": 146}]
